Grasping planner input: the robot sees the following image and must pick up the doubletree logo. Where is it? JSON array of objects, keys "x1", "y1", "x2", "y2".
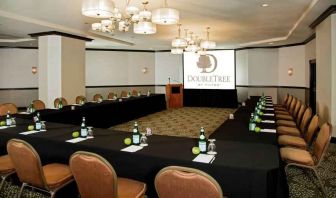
[{"x1": 197, "y1": 54, "x2": 218, "y2": 73}]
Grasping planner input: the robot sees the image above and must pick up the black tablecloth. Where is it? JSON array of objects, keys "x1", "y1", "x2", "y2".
[
  {"x1": 15, "y1": 94, "x2": 166, "y2": 129},
  {"x1": 0, "y1": 115, "x2": 284, "y2": 198},
  {"x1": 183, "y1": 89, "x2": 238, "y2": 108}
]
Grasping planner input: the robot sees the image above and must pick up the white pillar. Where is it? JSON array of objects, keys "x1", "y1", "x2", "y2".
[
  {"x1": 316, "y1": 13, "x2": 336, "y2": 136},
  {"x1": 38, "y1": 34, "x2": 87, "y2": 108}
]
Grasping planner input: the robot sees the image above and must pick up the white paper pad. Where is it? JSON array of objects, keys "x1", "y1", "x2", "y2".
[
  {"x1": 261, "y1": 129, "x2": 277, "y2": 133},
  {"x1": 121, "y1": 97, "x2": 128, "y2": 99},
  {"x1": 0, "y1": 126, "x2": 9, "y2": 130},
  {"x1": 20, "y1": 130, "x2": 40, "y2": 135},
  {"x1": 107, "y1": 99, "x2": 116, "y2": 101},
  {"x1": 121, "y1": 145, "x2": 143, "y2": 153},
  {"x1": 266, "y1": 105, "x2": 273, "y2": 107},
  {"x1": 266, "y1": 108, "x2": 274, "y2": 110},
  {"x1": 18, "y1": 112, "x2": 30, "y2": 115},
  {"x1": 193, "y1": 154, "x2": 215, "y2": 164},
  {"x1": 261, "y1": 120, "x2": 275, "y2": 123},
  {"x1": 263, "y1": 113, "x2": 275, "y2": 116},
  {"x1": 66, "y1": 136, "x2": 93, "y2": 143}
]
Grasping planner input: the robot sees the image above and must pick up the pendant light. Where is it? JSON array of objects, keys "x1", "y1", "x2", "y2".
[
  {"x1": 200, "y1": 27, "x2": 216, "y2": 49},
  {"x1": 171, "y1": 24, "x2": 187, "y2": 48},
  {"x1": 152, "y1": 0, "x2": 179, "y2": 25},
  {"x1": 82, "y1": 0, "x2": 114, "y2": 18}
]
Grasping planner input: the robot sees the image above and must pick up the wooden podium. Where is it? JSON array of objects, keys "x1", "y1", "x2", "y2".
[{"x1": 166, "y1": 84, "x2": 183, "y2": 109}]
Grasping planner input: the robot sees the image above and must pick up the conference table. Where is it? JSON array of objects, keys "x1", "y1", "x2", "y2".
[
  {"x1": 17, "y1": 94, "x2": 167, "y2": 128},
  {"x1": 0, "y1": 96, "x2": 286, "y2": 198}
]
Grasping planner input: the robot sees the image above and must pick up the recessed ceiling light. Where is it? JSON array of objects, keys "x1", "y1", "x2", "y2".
[
  {"x1": 262, "y1": 3, "x2": 269, "y2": 7},
  {"x1": 269, "y1": 42, "x2": 274, "y2": 45}
]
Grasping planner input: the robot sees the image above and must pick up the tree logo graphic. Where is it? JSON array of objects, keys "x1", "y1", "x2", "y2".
[{"x1": 196, "y1": 54, "x2": 217, "y2": 73}]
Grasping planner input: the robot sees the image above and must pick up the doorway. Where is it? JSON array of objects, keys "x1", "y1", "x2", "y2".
[{"x1": 309, "y1": 60, "x2": 316, "y2": 114}]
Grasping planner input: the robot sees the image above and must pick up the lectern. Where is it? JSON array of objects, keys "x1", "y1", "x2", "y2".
[{"x1": 166, "y1": 84, "x2": 183, "y2": 109}]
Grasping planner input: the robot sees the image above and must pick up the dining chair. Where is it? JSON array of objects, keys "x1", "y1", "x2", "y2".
[
  {"x1": 280, "y1": 123, "x2": 332, "y2": 196},
  {"x1": 7, "y1": 139, "x2": 73, "y2": 198},
  {"x1": 277, "y1": 107, "x2": 312, "y2": 137},
  {"x1": 69, "y1": 151, "x2": 146, "y2": 198},
  {"x1": 107, "y1": 92, "x2": 115, "y2": 99},
  {"x1": 132, "y1": 90, "x2": 138, "y2": 96},
  {"x1": 276, "y1": 104, "x2": 306, "y2": 128},
  {"x1": 0, "y1": 155, "x2": 15, "y2": 192},
  {"x1": 0, "y1": 103, "x2": 18, "y2": 116},
  {"x1": 76, "y1": 96, "x2": 86, "y2": 104},
  {"x1": 274, "y1": 94, "x2": 289, "y2": 108},
  {"x1": 120, "y1": 91, "x2": 128, "y2": 98},
  {"x1": 276, "y1": 100, "x2": 302, "y2": 122},
  {"x1": 32, "y1": 100, "x2": 46, "y2": 110},
  {"x1": 275, "y1": 97, "x2": 297, "y2": 118},
  {"x1": 278, "y1": 115, "x2": 319, "y2": 149},
  {"x1": 274, "y1": 95, "x2": 293, "y2": 111},
  {"x1": 54, "y1": 97, "x2": 68, "y2": 108},
  {"x1": 93, "y1": 94, "x2": 103, "y2": 102},
  {"x1": 155, "y1": 166, "x2": 223, "y2": 198}
]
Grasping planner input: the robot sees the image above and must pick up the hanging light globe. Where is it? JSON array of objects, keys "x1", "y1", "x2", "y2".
[
  {"x1": 152, "y1": 8, "x2": 179, "y2": 25},
  {"x1": 172, "y1": 38, "x2": 187, "y2": 48},
  {"x1": 134, "y1": 21, "x2": 157, "y2": 34},
  {"x1": 82, "y1": 0, "x2": 114, "y2": 18},
  {"x1": 92, "y1": 23, "x2": 102, "y2": 31}
]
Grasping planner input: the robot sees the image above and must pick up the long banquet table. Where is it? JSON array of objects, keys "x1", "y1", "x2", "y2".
[
  {"x1": 17, "y1": 94, "x2": 166, "y2": 128},
  {"x1": 0, "y1": 96, "x2": 286, "y2": 198}
]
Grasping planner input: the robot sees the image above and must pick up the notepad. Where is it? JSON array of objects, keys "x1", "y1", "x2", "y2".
[
  {"x1": 193, "y1": 154, "x2": 215, "y2": 164},
  {"x1": 121, "y1": 145, "x2": 143, "y2": 153},
  {"x1": 266, "y1": 104, "x2": 273, "y2": 107},
  {"x1": 18, "y1": 112, "x2": 30, "y2": 115},
  {"x1": 0, "y1": 126, "x2": 9, "y2": 130},
  {"x1": 66, "y1": 136, "x2": 93, "y2": 143},
  {"x1": 261, "y1": 120, "x2": 275, "y2": 123},
  {"x1": 266, "y1": 108, "x2": 274, "y2": 110},
  {"x1": 263, "y1": 113, "x2": 275, "y2": 116},
  {"x1": 20, "y1": 130, "x2": 40, "y2": 135},
  {"x1": 261, "y1": 129, "x2": 277, "y2": 133}
]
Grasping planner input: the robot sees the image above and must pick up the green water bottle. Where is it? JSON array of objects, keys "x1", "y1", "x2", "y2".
[{"x1": 198, "y1": 127, "x2": 207, "y2": 153}]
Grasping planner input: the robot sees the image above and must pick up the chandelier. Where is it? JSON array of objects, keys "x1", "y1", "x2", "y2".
[
  {"x1": 85, "y1": 0, "x2": 157, "y2": 34},
  {"x1": 152, "y1": 0, "x2": 179, "y2": 25},
  {"x1": 171, "y1": 26, "x2": 216, "y2": 55}
]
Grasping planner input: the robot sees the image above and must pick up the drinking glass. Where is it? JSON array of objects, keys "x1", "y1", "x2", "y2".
[
  {"x1": 41, "y1": 121, "x2": 46, "y2": 131},
  {"x1": 87, "y1": 127, "x2": 94, "y2": 138},
  {"x1": 140, "y1": 133, "x2": 148, "y2": 146},
  {"x1": 207, "y1": 139, "x2": 217, "y2": 155},
  {"x1": 11, "y1": 118, "x2": 16, "y2": 127}
]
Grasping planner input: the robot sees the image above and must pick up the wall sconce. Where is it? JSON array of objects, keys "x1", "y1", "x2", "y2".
[
  {"x1": 288, "y1": 68, "x2": 293, "y2": 76},
  {"x1": 141, "y1": 67, "x2": 148, "y2": 74},
  {"x1": 32, "y1": 66, "x2": 37, "y2": 74}
]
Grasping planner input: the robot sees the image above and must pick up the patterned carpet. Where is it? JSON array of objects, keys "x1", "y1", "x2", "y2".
[{"x1": 111, "y1": 107, "x2": 236, "y2": 138}]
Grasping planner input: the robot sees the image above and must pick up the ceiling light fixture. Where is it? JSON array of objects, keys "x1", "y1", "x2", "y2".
[
  {"x1": 152, "y1": 0, "x2": 179, "y2": 25},
  {"x1": 87, "y1": 1, "x2": 159, "y2": 35},
  {"x1": 82, "y1": 0, "x2": 115, "y2": 18},
  {"x1": 171, "y1": 26, "x2": 216, "y2": 55},
  {"x1": 261, "y1": 3, "x2": 269, "y2": 7}
]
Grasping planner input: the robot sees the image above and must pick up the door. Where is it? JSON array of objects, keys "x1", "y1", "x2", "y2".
[{"x1": 309, "y1": 60, "x2": 316, "y2": 114}]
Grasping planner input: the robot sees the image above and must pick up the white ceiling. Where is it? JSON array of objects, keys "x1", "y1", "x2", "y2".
[{"x1": 0, "y1": 0, "x2": 335, "y2": 50}]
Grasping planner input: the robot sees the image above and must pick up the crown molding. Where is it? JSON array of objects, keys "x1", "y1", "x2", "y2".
[
  {"x1": 310, "y1": 5, "x2": 336, "y2": 29},
  {"x1": 29, "y1": 31, "x2": 93, "y2": 42}
]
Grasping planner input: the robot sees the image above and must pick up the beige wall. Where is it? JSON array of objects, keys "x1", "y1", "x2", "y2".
[
  {"x1": 316, "y1": 14, "x2": 336, "y2": 137},
  {"x1": 61, "y1": 37, "x2": 86, "y2": 105}
]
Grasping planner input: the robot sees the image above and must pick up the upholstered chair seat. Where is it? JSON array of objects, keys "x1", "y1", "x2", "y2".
[
  {"x1": 0, "y1": 154, "x2": 15, "y2": 191},
  {"x1": 276, "y1": 114, "x2": 294, "y2": 121},
  {"x1": 276, "y1": 120, "x2": 297, "y2": 127},
  {"x1": 278, "y1": 136, "x2": 307, "y2": 149},
  {"x1": 280, "y1": 147, "x2": 314, "y2": 166},
  {"x1": 277, "y1": 126, "x2": 301, "y2": 136},
  {"x1": 43, "y1": 163, "x2": 73, "y2": 190}
]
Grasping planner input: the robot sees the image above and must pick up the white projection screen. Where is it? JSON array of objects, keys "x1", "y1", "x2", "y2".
[{"x1": 183, "y1": 50, "x2": 235, "y2": 89}]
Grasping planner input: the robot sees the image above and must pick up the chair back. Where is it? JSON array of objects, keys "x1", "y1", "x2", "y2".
[
  {"x1": 120, "y1": 91, "x2": 127, "y2": 98},
  {"x1": 296, "y1": 104, "x2": 306, "y2": 126},
  {"x1": 107, "y1": 92, "x2": 115, "y2": 99},
  {"x1": 131, "y1": 90, "x2": 138, "y2": 96},
  {"x1": 288, "y1": 97, "x2": 297, "y2": 114},
  {"x1": 32, "y1": 100, "x2": 45, "y2": 110},
  {"x1": 155, "y1": 166, "x2": 223, "y2": 198},
  {"x1": 69, "y1": 151, "x2": 118, "y2": 198},
  {"x1": 54, "y1": 98, "x2": 68, "y2": 108},
  {"x1": 285, "y1": 95, "x2": 293, "y2": 109},
  {"x1": 299, "y1": 107, "x2": 312, "y2": 133},
  {"x1": 313, "y1": 123, "x2": 332, "y2": 166},
  {"x1": 304, "y1": 115, "x2": 319, "y2": 145},
  {"x1": 7, "y1": 139, "x2": 48, "y2": 190},
  {"x1": 292, "y1": 100, "x2": 301, "y2": 118},
  {"x1": 93, "y1": 94, "x2": 103, "y2": 102},
  {"x1": 0, "y1": 103, "x2": 18, "y2": 116},
  {"x1": 282, "y1": 94, "x2": 289, "y2": 105},
  {"x1": 76, "y1": 96, "x2": 86, "y2": 104}
]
